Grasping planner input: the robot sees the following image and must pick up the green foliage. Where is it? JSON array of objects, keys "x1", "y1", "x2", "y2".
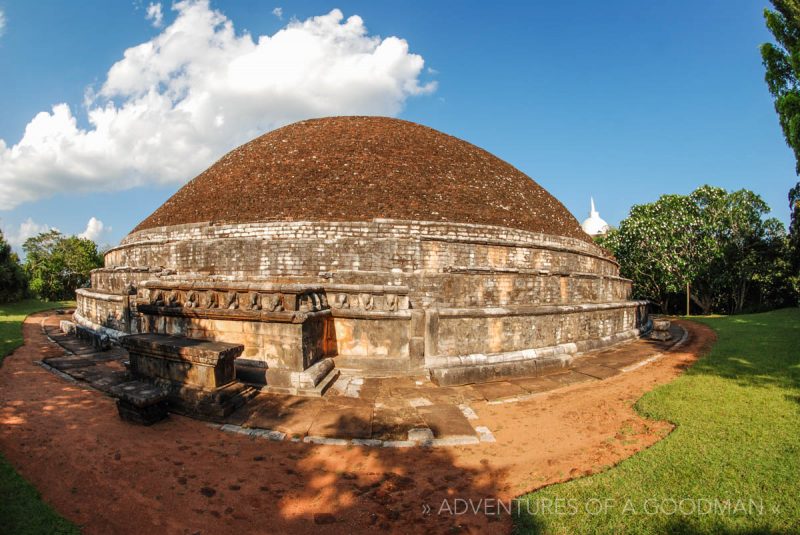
[
  {"x1": 789, "y1": 182, "x2": 800, "y2": 276},
  {"x1": 761, "y1": 2, "x2": 800, "y2": 300},
  {"x1": 601, "y1": 186, "x2": 795, "y2": 314},
  {"x1": 0, "y1": 230, "x2": 28, "y2": 303},
  {"x1": 0, "y1": 299, "x2": 74, "y2": 365},
  {"x1": 597, "y1": 194, "x2": 701, "y2": 311},
  {"x1": 22, "y1": 230, "x2": 103, "y2": 301},
  {"x1": 762, "y1": 1, "x2": 800, "y2": 173},
  {"x1": 515, "y1": 309, "x2": 800, "y2": 534}
]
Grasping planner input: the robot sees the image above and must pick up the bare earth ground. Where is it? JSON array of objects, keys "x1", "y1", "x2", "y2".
[{"x1": 0, "y1": 313, "x2": 714, "y2": 534}]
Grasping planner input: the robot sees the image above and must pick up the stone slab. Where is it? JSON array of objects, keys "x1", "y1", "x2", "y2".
[
  {"x1": 509, "y1": 375, "x2": 562, "y2": 394},
  {"x1": 250, "y1": 428, "x2": 287, "y2": 441},
  {"x1": 382, "y1": 440, "x2": 415, "y2": 448},
  {"x1": 573, "y1": 364, "x2": 620, "y2": 380},
  {"x1": 428, "y1": 354, "x2": 570, "y2": 387},
  {"x1": 45, "y1": 356, "x2": 96, "y2": 370},
  {"x1": 547, "y1": 370, "x2": 596, "y2": 387},
  {"x1": 89, "y1": 371, "x2": 132, "y2": 393},
  {"x1": 67, "y1": 367, "x2": 114, "y2": 382},
  {"x1": 48, "y1": 335, "x2": 101, "y2": 355},
  {"x1": 122, "y1": 333, "x2": 245, "y2": 394},
  {"x1": 581, "y1": 350, "x2": 645, "y2": 370},
  {"x1": 416, "y1": 404, "x2": 476, "y2": 439},
  {"x1": 351, "y1": 438, "x2": 383, "y2": 447},
  {"x1": 407, "y1": 427, "x2": 434, "y2": 445},
  {"x1": 470, "y1": 381, "x2": 529, "y2": 402},
  {"x1": 306, "y1": 406, "x2": 373, "y2": 439},
  {"x1": 243, "y1": 395, "x2": 325, "y2": 438},
  {"x1": 475, "y1": 426, "x2": 496, "y2": 443},
  {"x1": 80, "y1": 348, "x2": 128, "y2": 362},
  {"x1": 121, "y1": 334, "x2": 244, "y2": 365},
  {"x1": 430, "y1": 436, "x2": 480, "y2": 446},
  {"x1": 303, "y1": 436, "x2": 349, "y2": 446},
  {"x1": 371, "y1": 406, "x2": 426, "y2": 441}
]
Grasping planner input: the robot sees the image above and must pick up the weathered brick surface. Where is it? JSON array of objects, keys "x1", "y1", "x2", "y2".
[{"x1": 77, "y1": 219, "x2": 648, "y2": 382}]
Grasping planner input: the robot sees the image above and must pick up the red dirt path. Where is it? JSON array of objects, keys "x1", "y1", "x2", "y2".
[{"x1": 0, "y1": 313, "x2": 714, "y2": 534}]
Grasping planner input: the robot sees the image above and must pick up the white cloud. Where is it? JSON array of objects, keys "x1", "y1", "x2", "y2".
[
  {"x1": 272, "y1": 7, "x2": 283, "y2": 20},
  {"x1": 0, "y1": 1, "x2": 435, "y2": 211},
  {"x1": 0, "y1": 9, "x2": 6, "y2": 37},
  {"x1": 79, "y1": 216, "x2": 107, "y2": 241},
  {"x1": 146, "y1": 2, "x2": 164, "y2": 27},
  {"x1": 0, "y1": 216, "x2": 108, "y2": 249},
  {"x1": 2, "y1": 218, "x2": 54, "y2": 247}
]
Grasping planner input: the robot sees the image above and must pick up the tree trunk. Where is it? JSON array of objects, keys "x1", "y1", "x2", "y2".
[
  {"x1": 734, "y1": 281, "x2": 748, "y2": 314},
  {"x1": 690, "y1": 293, "x2": 713, "y2": 315}
]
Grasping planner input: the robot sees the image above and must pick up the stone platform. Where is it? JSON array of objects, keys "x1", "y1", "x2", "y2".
[
  {"x1": 39, "y1": 312, "x2": 685, "y2": 447},
  {"x1": 120, "y1": 333, "x2": 255, "y2": 419}
]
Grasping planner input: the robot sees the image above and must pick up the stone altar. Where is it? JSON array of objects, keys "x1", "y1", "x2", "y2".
[{"x1": 120, "y1": 334, "x2": 254, "y2": 419}]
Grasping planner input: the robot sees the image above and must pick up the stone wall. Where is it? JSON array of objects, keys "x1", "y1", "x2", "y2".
[
  {"x1": 103, "y1": 219, "x2": 623, "y2": 307},
  {"x1": 433, "y1": 302, "x2": 645, "y2": 357},
  {"x1": 75, "y1": 218, "x2": 647, "y2": 383},
  {"x1": 75, "y1": 288, "x2": 130, "y2": 333}
]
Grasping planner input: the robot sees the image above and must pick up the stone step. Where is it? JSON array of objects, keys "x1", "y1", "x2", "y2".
[
  {"x1": 262, "y1": 367, "x2": 340, "y2": 398},
  {"x1": 110, "y1": 380, "x2": 169, "y2": 426}
]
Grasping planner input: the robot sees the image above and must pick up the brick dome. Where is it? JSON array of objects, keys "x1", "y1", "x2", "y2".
[{"x1": 133, "y1": 116, "x2": 589, "y2": 242}]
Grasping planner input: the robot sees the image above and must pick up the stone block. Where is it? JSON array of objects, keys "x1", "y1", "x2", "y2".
[
  {"x1": 75, "y1": 324, "x2": 111, "y2": 350},
  {"x1": 235, "y1": 359, "x2": 268, "y2": 384},
  {"x1": 652, "y1": 318, "x2": 671, "y2": 331},
  {"x1": 120, "y1": 333, "x2": 255, "y2": 420},
  {"x1": 121, "y1": 333, "x2": 243, "y2": 390},
  {"x1": 649, "y1": 330, "x2": 671, "y2": 341},
  {"x1": 110, "y1": 380, "x2": 169, "y2": 425},
  {"x1": 59, "y1": 320, "x2": 76, "y2": 335}
]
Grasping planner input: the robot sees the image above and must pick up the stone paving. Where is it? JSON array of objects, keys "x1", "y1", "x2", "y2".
[{"x1": 38, "y1": 312, "x2": 685, "y2": 448}]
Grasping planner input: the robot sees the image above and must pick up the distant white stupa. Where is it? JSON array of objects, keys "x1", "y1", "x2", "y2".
[{"x1": 581, "y1": 197, "x2": 610, "y2": 237}]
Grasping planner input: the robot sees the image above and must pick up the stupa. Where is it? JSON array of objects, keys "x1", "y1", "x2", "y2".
[{"x1": 75, "y1": 116, "x2": 648, "y2": 395}]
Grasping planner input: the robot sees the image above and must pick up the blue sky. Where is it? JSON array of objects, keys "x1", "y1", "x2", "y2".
[{"x1": 0, "y1": 0, "x2": 794, "y2": 250}]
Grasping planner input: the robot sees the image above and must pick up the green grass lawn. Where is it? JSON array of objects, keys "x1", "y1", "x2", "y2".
[
  {"x1": 0, "y1": 299, "x2": 79, "y2": 535},
  {"x1": 0, "y1": 299, "x2": 73, "y2": 365},
  {"x1": 514, "y1": 308, "x2": 800, "y2": 534}
]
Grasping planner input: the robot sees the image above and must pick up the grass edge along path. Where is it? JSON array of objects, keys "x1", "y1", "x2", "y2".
[
  {"x1": 0, "y1": 300, "x2": 79, "y2": 535},
  {"x1": 514, "y1": 308, "x2": 800, "y2": 534}
]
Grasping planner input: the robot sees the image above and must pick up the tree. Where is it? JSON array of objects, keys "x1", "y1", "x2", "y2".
[
  {"x1": 23, "y1": 230, "x2": 103, "y2": 301},
  {"x1": 715, "y1": 190, "x2": 782, "y2": 313},
  {"x1": 0, "y1": 230, "x2": 27, "y2": 303},
  {"x1": 603, "y1": 186, "x2": 793, "y2": 314},
  {"x1": 789, "y1": 183, "x2": 800, "y2": 272},
  {"x1": 750, "y1": 218, "x2": 796, "y2": 310},
  {"x1": 762, "y1": 1, "x2": 800, "y2": 173},
  {"x1": 761, "y1": 2, "x2": 800, "y2": 307},
  {"x1": 596, "y1": 194, "x2": 702, "y2": 312}
]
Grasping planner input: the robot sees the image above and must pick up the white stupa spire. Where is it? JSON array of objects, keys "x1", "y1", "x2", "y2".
[{"x1": 581, "y1": 197, "x2": 610, "y2": 236}]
